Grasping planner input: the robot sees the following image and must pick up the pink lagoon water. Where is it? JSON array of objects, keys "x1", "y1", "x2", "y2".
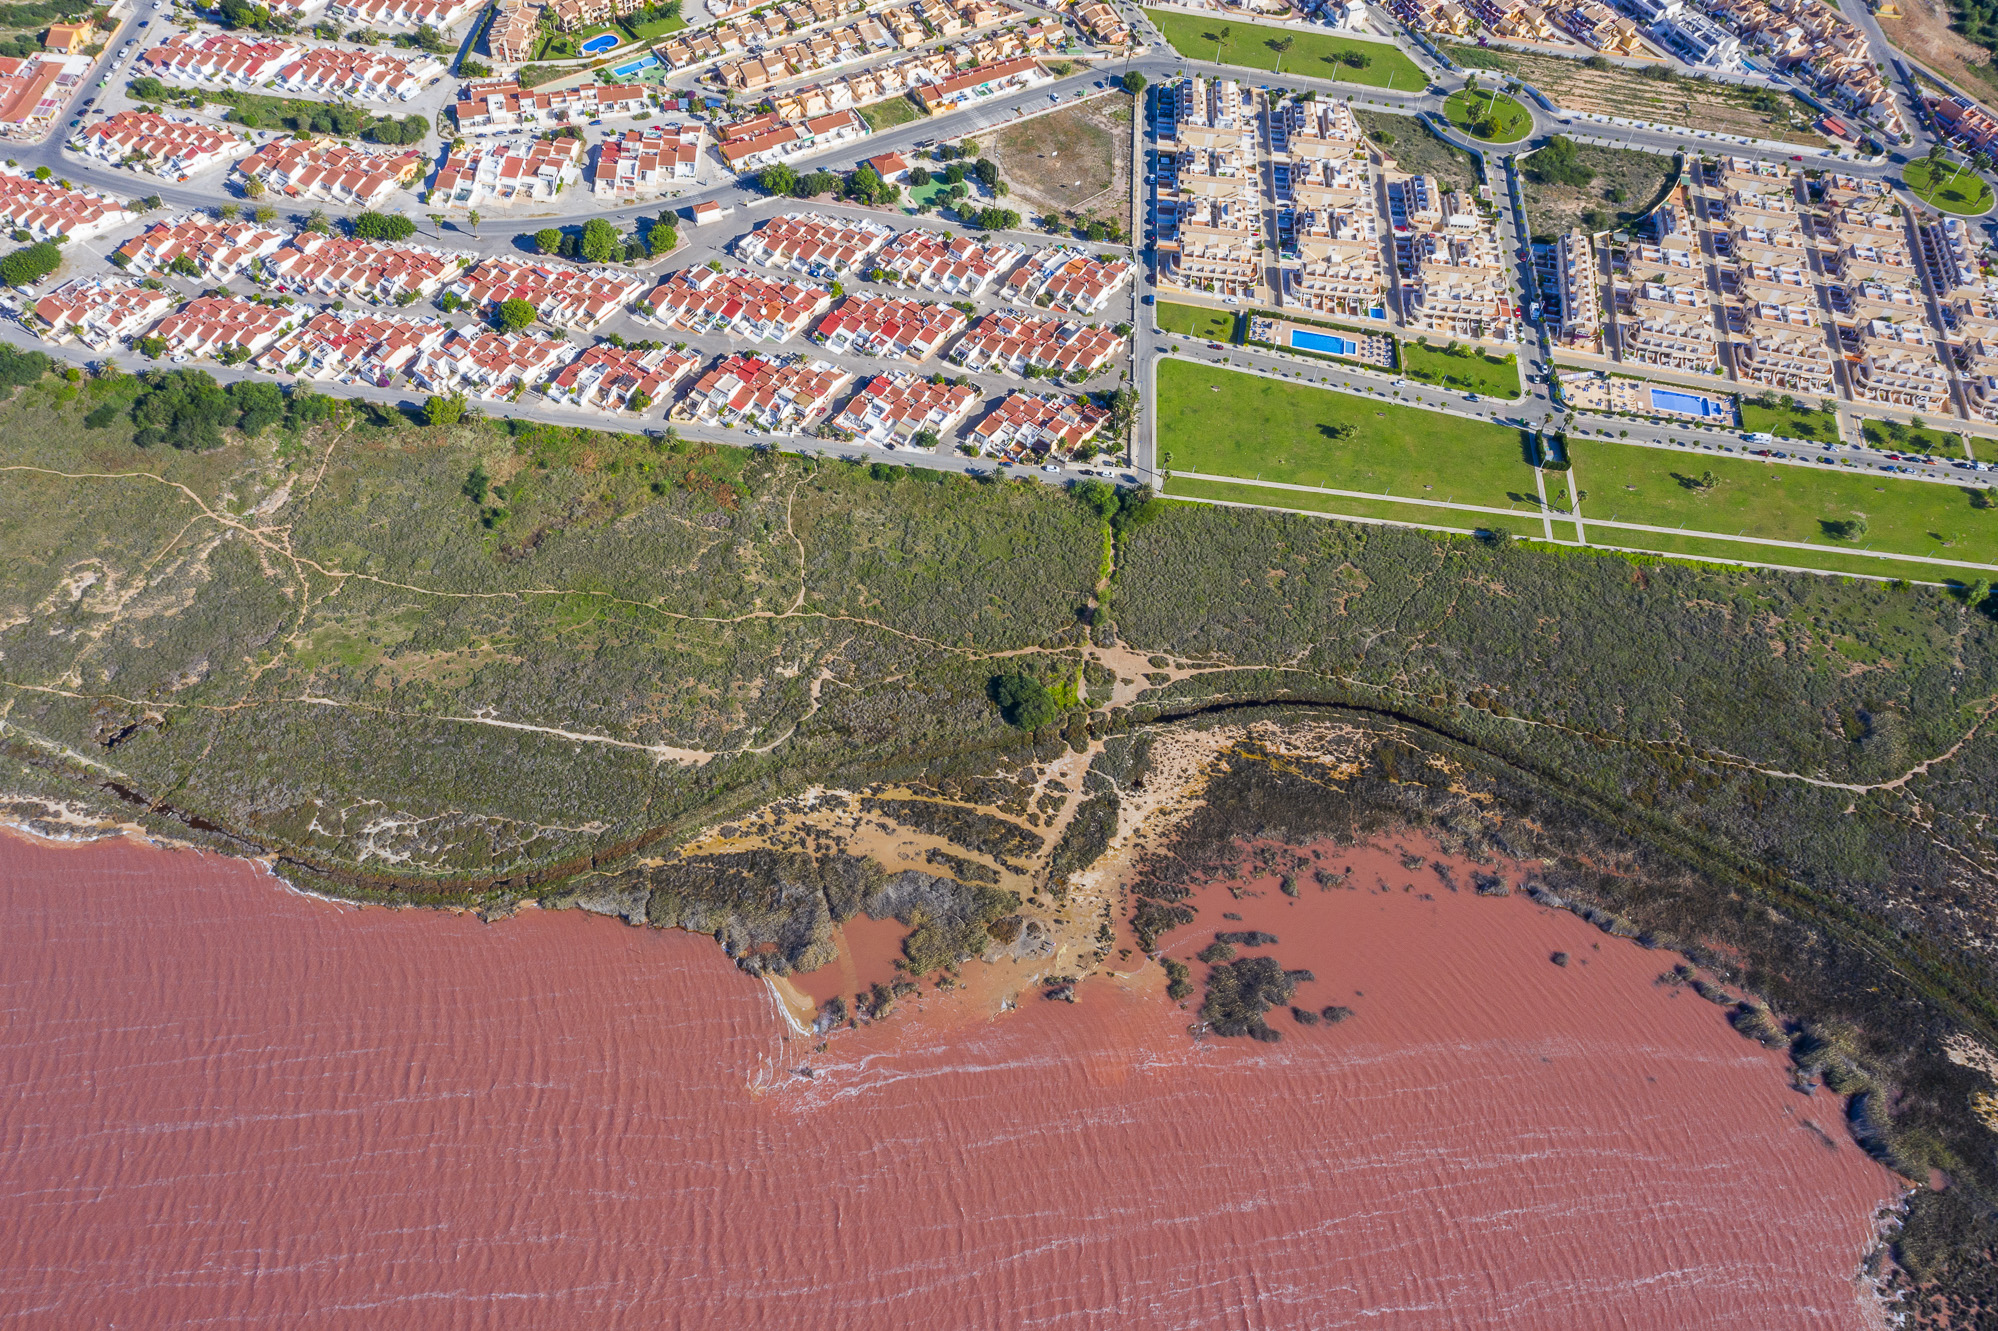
[{"x1": 0, "y1": 831, "x2": 1900, "y2": 1329}]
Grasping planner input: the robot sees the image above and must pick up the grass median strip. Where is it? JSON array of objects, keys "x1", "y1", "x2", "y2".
[
  {"x1": 1157, "y1": 359, "x2": 1541, "y2": 507},
  {"x1": 1165, "y1": 476, "x2": 1512, "y2": 533},
  {"x1": 1580, "y1": 528, "x2": 1970, "y2": 582},
  {"x1": 1569, "y1": 439, "x2": 1998, "y2": 567},
  {"x1": 1142, "y1": 9, "x2": 1424, "y2": 88}
]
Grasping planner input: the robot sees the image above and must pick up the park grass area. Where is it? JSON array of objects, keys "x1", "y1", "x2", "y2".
[
  {"x1": 1443, "y1": 88, "x2": 1532, "y2": 144},
  {"x1": 1355, "y1": 109, "x2": 1477, "y2": 191},
  {"x1": 1569, "y1": 439, "x2": 1998, "y2": 568},
  {"x1": 1739, "y1": 398, "x2": 1839, "y2": 444},
  {"x1": 1142, "y1": 9, "x2": 1424, "y2": 88},
  {"x1": 1156, "y1": 301, "x2": 1239, "y2": 341},
  {"x1": 1524, "y1": 140, "x2": 1677, "y2": 241},
  {"x1": 860, "y1": 93, "x2": 924, "y2": 132},
  {"x1": 1401, "y1": 340, "x2": 1519, "y2": 397},
  {"x1": 1157, "y1": 360, "x2": 1540, "y2": 507},
  {"x1": 1166, "y1": 475, "x2": 1515, "y2": 532},
  {"x1": 1861, "y1": 417, "x2": 1971, "y2": 459},
  {"x1": 1903, "y1": 157, "x2": 1996, "y2": 216},
  {"x1": 1447, "y1": 45, "x2": 1826, "y2": 145}
]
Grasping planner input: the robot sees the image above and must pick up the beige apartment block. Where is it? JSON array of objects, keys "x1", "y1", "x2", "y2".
[
  {"x1": 1732, "y1": 315, "x2": 1836, "y2": 394},
  {"x1": 1555, "y1": 229, "x2": 1601, "y2": 348},
  {"x1": 1158, "y1": 75, "x2": 1262, "y2": 301},
  {"x1": 1849, "y1": 320, "x2": 1953, "y2": 413},
  {"x1": 1619, "y1": 281, "x2": 1719, "y2": 372}
]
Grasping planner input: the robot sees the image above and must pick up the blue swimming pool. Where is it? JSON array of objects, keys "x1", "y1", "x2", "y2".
[
  {"x1": 610, "y1": 53, "x2": 658, "y2": 76},
  {"x1": 581, "y1": 32, "x2": 621, "y2": 53},
  {"x1": 1290, "y1": 329, "x2": 1358, "y2": 356},
  {"x1": 1649, "y1": 387, "x2": 1725, "y2": 417}
]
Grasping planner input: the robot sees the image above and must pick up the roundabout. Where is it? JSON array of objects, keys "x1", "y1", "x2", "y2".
[{"x1": 1443, "y1": 87, "x2": 1534, "y2": 145}]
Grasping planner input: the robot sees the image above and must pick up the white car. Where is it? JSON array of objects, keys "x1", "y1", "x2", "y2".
[{"x1": 1041, "y1": 463, "x2": 1060, "y2": 472}]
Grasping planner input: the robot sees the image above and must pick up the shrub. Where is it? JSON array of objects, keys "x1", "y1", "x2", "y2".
[
  {"x1": 0, "y1": 240, "x2": 60, "y2": 287},
  {"x1": 352, "y1": 211, "x2": 416, "y2": 242},
  {"x1": 992, "y1": 672, "x2": 1062, "y2": 729}
]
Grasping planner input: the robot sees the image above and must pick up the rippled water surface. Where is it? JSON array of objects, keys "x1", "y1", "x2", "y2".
[{"x1": 0, "y1": 832, "x2": 1900, "y2": 1328}]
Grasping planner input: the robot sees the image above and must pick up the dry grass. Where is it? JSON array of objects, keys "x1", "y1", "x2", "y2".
[
  {"x1": 987, "y1": 95, "x2": 1131, "y2": 222},
  {"x1": 1880, "y1": 0, "x2": 1998, "y2": 102},
  {"x1": 1450, "y1": 46, "x2": 1827, "y2": 145},
  {"x1": 1355, "y1": 109, "x2": 1478, "y2": 191}
]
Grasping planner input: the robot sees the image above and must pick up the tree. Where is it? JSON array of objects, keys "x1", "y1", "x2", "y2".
[
  {"x1": 1825, "y1": 515, "x2": 1869, "y2": 541},
  {"x1": 497, "y1": 297, "x2": 537, "y2": 332},
  {"x1": 908, "y1": 164, "x2": 931, "y2": 187},
  {"x1": 1268, "y1": 34, "x2": 1293, "y2": 70},
  {"x1": 424, "y1": 393, "x2": 467, "y2": 426},
  {"x1": 1525, "y1": 135, "x2": 1593, "y2": 188},
  {"x1": 128, "y1": 75, "x2": 166, "y2": 102},
  {"x1": 226, "y1": 379, "x2": 285, "y2": 436},
  {"x1": 580, "y1": 217, "x2": 622, "y2": 264},
  {"x1": 130, "y1": 369, "x2": 234, "y2": 451},
  {"x1": 242, "y1": 175, "x2": 266, "y2": 198},
  {"x1": 1964, "y1": 578, "x2": 1991, "y2": 610},
  {"x1": 353, "y1": 211, "x2": 416, "y2": 242},
  {"x1": 465, "y1": 207, "x2": 481, "y2": 236},
  {"x1": 846, "y1": 164, "x2": 886, "y2": 205},
  {"x1": 1123, "y1": 71, "x2": 1146, "y2": 95},
  {"x1": 645, "y1": 220, "x2": 677, "y2": 256},
  {"x1": 910, "y1": 428, "x2": 941, "y2": 451},
  {"x1": 252, "y1": 204, "x2": 276, "y2": 224},
  {"x1": 759, "y1": 161, "x2": 798, "y2": 196},
  {"x1": 534, "y1": 227, "x2": 563, "y2": 255},
  {"x1": 1341, "y1": 48, "x2": 1371, "y2": 69},
  {"x1": 0, "y1": 240, "x2": 60, "y2": 287},
  {"x1": 992, "y1": 673, "x2": 1063, "y2": 729}
]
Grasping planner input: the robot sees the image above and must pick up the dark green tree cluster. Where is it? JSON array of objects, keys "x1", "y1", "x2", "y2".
[
  {"x1": 1525, "y1": 135, "x2": 1593, "y2": 187},
  {"x1": 0, "y1": 342, "x2": 50, "y2": 388},
  {"x1": 217, "y1": 0, "x2": 291, "y2": 32},
  {"x1": 991, "y1": 673, "x2": 1064, "y2": 729},
  {"x1": 756, "y1": 161, "x2": 901, "y2": 207},
  {"x1": 352, "y1": 211, "x2": 417, "y2": 242},
  {"x1": 0, "y1": 240, "x2": 60, "y2": 287},
  {"x1": 365, "y1": 113, "x2": 429, "y2": 145},
  {"x1": 127, "y1": 370, "x2": 297, "y2": 450}
]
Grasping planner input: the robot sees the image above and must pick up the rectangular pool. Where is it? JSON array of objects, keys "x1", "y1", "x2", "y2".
[
  {"x1": 1290, "y1": 329, "x2": 1358, "y2": 356},
  {"x1": 1650, "y1": 387, "x2": 1726, "y2": 417}
]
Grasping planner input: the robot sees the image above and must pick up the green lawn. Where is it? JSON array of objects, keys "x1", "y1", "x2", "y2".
[
  {"x1": 1861, "y1": 417, "x2": 1969, "y2": 459},
  {"x1": 1583, "y1": 526, "x2": 1974, "y2": 581},
  {"x1": 623, "y1": 13, "x2": 685, "y2": 39},
  {"x1": 1142, "y1": 9, "x2": 1424, "y2": 89},
  {"x1": 1158, "y1": 360, "x2": 1539, "y2": 507},
  {"x1": 1569, "y1": 439, "x2": 1998, "y2": 568},
  {"x1": 1740, "y1": 398, "x2": 1839, "y2": 444},
  {"x1": 860, "y1": 94, "x2": 925, "y2": 132},
  {"x1": 1903, "y1": 157, "x2": 1995, "y2": 216},
  {"x1": 1400, "y1": 340, "x2": 1519, "y2": 397},
  {"x1": 1443, "y1": 89, "x2": 1532, "y2": 144},
  {"x1": 1156, "y1": 301, "x2": 1238, "y2": 342}
]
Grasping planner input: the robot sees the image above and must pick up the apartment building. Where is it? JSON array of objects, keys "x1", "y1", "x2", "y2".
[
  {"x1": 828, "y1": 371, "x2": 979, "y2": 444},
  {"x1": 264, "y1": 232, "x2": 474, "y2": 304},
  {"x1": 412, "y1": 328, "x2": 580, "y2": 397},
  {"x1": 1002, "y1": 246, "x2": 1133, "y2": 315},
  {"x1": 765, "y1": 49, "x2": 958, "y2": 119},
  {"x1": 1272, "y1": 96, "x2": 1383, "y2": 319},
  {"x1": 236, "y1": 139, "x2": 424, "y2": 206},
  {"x1": 1073, "y1": 0, "x2": 1129, "y2": 44},
  {"x1": 713, "y1": 108, "x2": 866, "y2": 170},
  {"x1": 811, "y1": 293, "x2": 968, "y2": 361},
  {"x1": 138, "y1": 32, "x2": 301, "y2": 86},
  {"x1": 1702, "y1": 0, "x2": 1895, "y2": 131},
  {"x1": 447, "y1": 257, "x2": 645, "y2": 328},
  {"x1": 252, "y1": 308, "x2": 454, "y2": 381},
  {"x1": 1554, "y1": 228, "x2": 1601, "y2": 348},
  {"x1": 430, "y1": 135, "x2": 585, "y2": 208},
  {"x1": 1387, "y1": 175, "x2": 1515, "y2": 343},
  {"x1": 114, "y1": 215, "x2": 288, "y2": 278},
  {"x1": 1848, "y1": 318, "x2": 1951, "y2": 412},
  {"x1": 733, "y1": 212, "x2": 896, "y2": 275},
  {"x1": 1158, "y1": 76, "x2": 1261, "y2": 302},
  {"x1": 670, "y1": 352, "x2": 854, "y2": 432},
  {"x1": 543, "y1": 342, "x2": 702, "y2": 412},
  {"x1": 31, "y1": 277, "x2": 176, "y2": 348},
  {"x1": 73, "y1": 111, "x2": 242, "y2": 179},
  {"x1": 913, "y1": 55, "x2": 1047, "y2": 112},
  {"x1": 947, "y1": 310, "x2": 1126, "y2": 377},
  {"x1": 151, "y1": 294, "x2": 296, "y2": 358},
  {"x1": 274, "y1": 45, "x2": 444, "y2": 100},
  {"x1": 591, "y1": 125, "x2": 702, "y2": 196},
  {"x1": 487, "y1": 0, "x2": 541, "y2": 64},
  {"x1": 1386, "y1": 0, "x2": 1473, "y2": 36},
  {"x1": 1618, "y1": 279, "x2": 1719, "y2": 370},
  {"x1": 548, "y1": 0, "x2": 647, "y2": 30},
  {"x1": 967, "y1": 390, "x2": 1108, "y2": 457},
  {"x1": 453, "y1": 78, "x2": 651, "y2": 130},
  {"x1": 1545, "y1": 0, "x2": 1646, "y2": 53},
  {"x1": 639, "y1": 266, "x2": 835, "y2": 340},
  {"x1": 0, "y1": 53, "x2": 86, "y2": 139},
  {"x1": 1470, "y1": 0, "x2": 1556, "y2": 40},
  {"x1": 0, "y1": 168, "x2": 131, "y2": 242},
  {"x1": 871, "y1": 226, "x2": 1024, "y2": 295}
]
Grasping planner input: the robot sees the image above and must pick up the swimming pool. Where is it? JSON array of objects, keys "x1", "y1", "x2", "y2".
[
  {"x1": 610, "y1": 52, "x2": 658, "y2": 76},
  {"x1": 1290, "y1": 329, "x2": 1358, "y2": 356},
  {"x1": 581, "y1": 32, "x2": 621, "y2": 53},
  {"x1": 1649, "y1": 387, "x2": 1725, "y2": 417}
]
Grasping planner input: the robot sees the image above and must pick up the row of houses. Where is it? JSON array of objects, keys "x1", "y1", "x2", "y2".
[
  {"x1": 263, "y1": 0, "x2": 481, "y2": 28},
  {"x1": 762, "y1": 15, "x2": 1062, "y2": 118},
  {"x1": 712, "y1": 0, "x2": 1013, "y2": 93},
  {"x1": 1699, "y1": 0, "x2": 1897, "y2": 132},
  {"x1": 0, "y1": 53, "x2": 94, "y2": 139},
  {"x1": 452, "y1": 77, "x2": 652, "y2": 131},
  {"x1": 0, "y1": 167, "x2": 133, "y2": 242},
  {"x1": 138, "y1": 31, "x2": 446, "y2": 102}
]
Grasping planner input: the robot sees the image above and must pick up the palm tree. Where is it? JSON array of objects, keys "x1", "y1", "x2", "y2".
[
  {"x1": 466, "y1": 208, "x2": 482, "y2": 235},
  {"x1": 1270, "y1": 34, "x2": 1293, "y2": 73},
  {"x1": 1215, "y1": 24, "x2": 1229, "y2": 63}
]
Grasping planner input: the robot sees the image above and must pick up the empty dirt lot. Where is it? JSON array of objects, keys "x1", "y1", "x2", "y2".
[
  {"x1": 986, "y1": 94, "x2": 1133, "y2": 228},
  {"x1": 1450, "y1": 46, "x2": 1827, "y2": 145}
]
